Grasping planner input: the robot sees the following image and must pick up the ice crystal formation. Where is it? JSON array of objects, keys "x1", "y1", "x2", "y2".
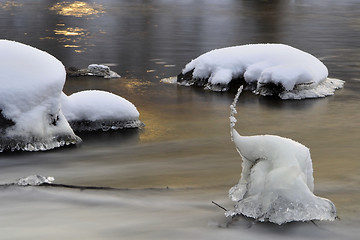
[{"x1": 227, "y1": 86, "x2": 336, "y2": 224}]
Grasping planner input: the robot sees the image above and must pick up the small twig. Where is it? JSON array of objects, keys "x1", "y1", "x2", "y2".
[
  {"x1": 212, "y1": 201, "x2": 228, "y2": 211},
  {"x1": 310, "y1": 220, "x2": 319, "y2": 227}
]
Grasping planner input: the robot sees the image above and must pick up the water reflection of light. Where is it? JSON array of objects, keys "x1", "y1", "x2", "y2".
[
  {"x1": 64, "y1": 44, "x2": 80, "y2": 48},
  {"x1": 50, "y1": 1, "x2": 105, "y2": 17},
  {"x1": 40, "y1": 25, "x2": 89, "y2": 52},
  {"x1": 0, "y1": 1, "x2": 22, "y2": 9},
  {"x1": 124, "y1": 79, "x2": 153, "y2": 92},
  {"x1": 54, "y1": 27, "x2": 85, "y2": 36}
]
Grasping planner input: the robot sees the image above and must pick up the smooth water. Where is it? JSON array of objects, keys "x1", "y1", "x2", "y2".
[{"x1": 0, "y1": 0, "x2": 359, "y2": 239}]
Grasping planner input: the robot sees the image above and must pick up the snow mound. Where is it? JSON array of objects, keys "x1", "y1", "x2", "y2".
[
  {"x1": 226, "y1": 87, "x2": 336, "y2": 225},
  {"x1": 61, "y1": 90, "x2": 143, "y2": 131},
  {"x1": 0, "y1": 40, "x2": 81, "y2": 152},
  {"x1": 178, "y1": 44, "x2": 344, "y2": 99},
  {"x1": 16, "y1": 175, "x2": 54, "y2": 186}
]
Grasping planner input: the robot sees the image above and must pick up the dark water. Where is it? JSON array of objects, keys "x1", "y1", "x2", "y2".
[{"x1": 0, "y1": 0, "x2": 359, "y2": 239}]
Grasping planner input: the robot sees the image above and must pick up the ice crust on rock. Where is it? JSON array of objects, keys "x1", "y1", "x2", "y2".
[
  {"x1": 16, "y1": 175, "x2": 54, "y2": 186},
  {"x1": 66, "y1": 64, "x2": 120, "y2": 78},
  {"x1": 0, "y1": 40, "x2": 81, "y2": 152},
  {"x1": 226, "y1": 86, "x2": 336, "y2": 225},
  {"x1": 61, "y1": 90, "x2": 143, "y2": 131},
  {"x1": 179, "y1": 44, "x2": 344, "y2": 99},
  {"x1": 87, "y1": 64, "x2": 120, "y2": 78}
]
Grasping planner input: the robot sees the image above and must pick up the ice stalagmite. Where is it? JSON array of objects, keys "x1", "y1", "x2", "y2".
[{"x1": 227, "y1": 86, "x2": 336, "y2": 225}]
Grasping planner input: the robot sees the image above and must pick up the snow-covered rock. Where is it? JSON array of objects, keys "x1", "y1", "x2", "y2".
[
  {"x1": 66, "y1": 64, "x2": 120, "y2": 78},
  {"x1": 0, "y1": 40, "x2": 143, "y2": 151},
  {"x1": 0, "y1": 40, "x2": 81, "y2": 152},
  {"x1": 226, "y1": 86, "x2": 336, "y2": 225},
  {"x1": 61, "y1": 90, "x2": 143, "y2": 131},
  {"x1": 178, "y1": 44, "x2": 344, "y2": 99},
  {"x1": 87, "y1": 64, "x2": 120, "y2": 78}
]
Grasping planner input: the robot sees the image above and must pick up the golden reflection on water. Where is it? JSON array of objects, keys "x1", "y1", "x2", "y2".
[
  {"x1": 0, "y1": 1, "x2": 22, "y2": 9},
  {"x1": 41, "y1": 25, "x2": 93, "y2": 53},
  {"x1": 54, "y1": 27, "x2": 86, "y2": 36},
  {"x1": 41, "y1": 1, "x2": 106, "y2": 53},
  {"x1": 123, "y1": 79, "x2": 153, "y2": 91},
  {"x1": 50, "y1": 1, "x2": 105, "y2": 17}
]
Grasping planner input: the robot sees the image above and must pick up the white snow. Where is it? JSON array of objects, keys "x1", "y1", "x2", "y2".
[
  {"x1": 61, "y1": 90, "x2": 139, "y2": 121},
  {"x1": 0, "y1": 40, "x2": 142, "y2": 151},
  {"x1": 180, "y1": 44, "x2": 344, "y2": 99},
  {"x1": 226, "y1": 86, "x2": 336, "y2": 225},
  {"x1": 61, "y1": 90, "x2": 142, "y2": 131},
  {"x1": 0, "y1": 40, "x2": 80, "y2": 151}
]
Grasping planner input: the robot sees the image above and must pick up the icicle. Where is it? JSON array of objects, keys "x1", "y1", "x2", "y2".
[{"x1": 229, "y1": 86, "x2": 243, "y2": 141}]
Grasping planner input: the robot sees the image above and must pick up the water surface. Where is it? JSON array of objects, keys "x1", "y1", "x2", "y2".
[{"x1": 0, "y1": 0, "x2": 359, "y2": 239}]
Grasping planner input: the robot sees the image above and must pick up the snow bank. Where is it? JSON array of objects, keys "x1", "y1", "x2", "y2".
[
  {"x1": 226, "y1": 87, "x2": 336, "y2": 225},
  {"x1": 0, "y1": 40, "x2": 80, "y2": 152},
  {"x1": 178, "y1": 44, "x2": 344, "y2": 99},
  {"x1": 61, "y1": 90, "x2": 143, "y2": 131}
]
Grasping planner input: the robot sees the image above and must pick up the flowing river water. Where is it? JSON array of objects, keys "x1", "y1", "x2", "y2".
[{"x1": 0, "y1": 0, "x2": 359, "y2": 239}]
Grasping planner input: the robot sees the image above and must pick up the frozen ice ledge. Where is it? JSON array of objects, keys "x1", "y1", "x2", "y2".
[
  {"x1": 178, "y1": 44, "x2": 344, "y2": 99},
  {"x1": 15, "y1": 175, "x2": 55, "y2": 186}
]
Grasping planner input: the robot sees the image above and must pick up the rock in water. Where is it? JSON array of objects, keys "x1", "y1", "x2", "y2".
[
  {"x1": 66, "y1": 64, "x2": 120, "y2": 78},
  {"x1": 61, "y1": 90, "x2": 143, "y2": 131},
  {"x1": 178, "y1": 44, "x2": 344, "y2": 99},
  {"x1": 0, "y1": 40, "x2": 81, "y2": 152}
]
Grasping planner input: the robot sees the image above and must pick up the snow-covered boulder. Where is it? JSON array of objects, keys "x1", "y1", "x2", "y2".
[
  {"x1": 61, "y1": 90, "x2": 143, "y2": 131},
  {"x1": 0, "y1": 40, "x2": 81, "y2": 152},
  {"x1": 178, "y1": 44, "x2": 344, "y2": 99},
  {"x1": 226, "y1": 87, "x2": 336, "y2": 224}
]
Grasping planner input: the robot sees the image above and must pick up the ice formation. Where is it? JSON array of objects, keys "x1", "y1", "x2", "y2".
[
  {"x1": 178, "y1": 44, "x2": 344, "y2": 99},
  {"x1": 226, "y1": 86, "x2": 336, "y2": 225},
  {"x1": 16, "y1": 175, "x2": 55, "y2": 186},
  {"x1": 0, "y1": 40, "x2": 81, "y2": 152},
  {"x1": 61, "y1": 90, "x2": 143, "y2": 131}
]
